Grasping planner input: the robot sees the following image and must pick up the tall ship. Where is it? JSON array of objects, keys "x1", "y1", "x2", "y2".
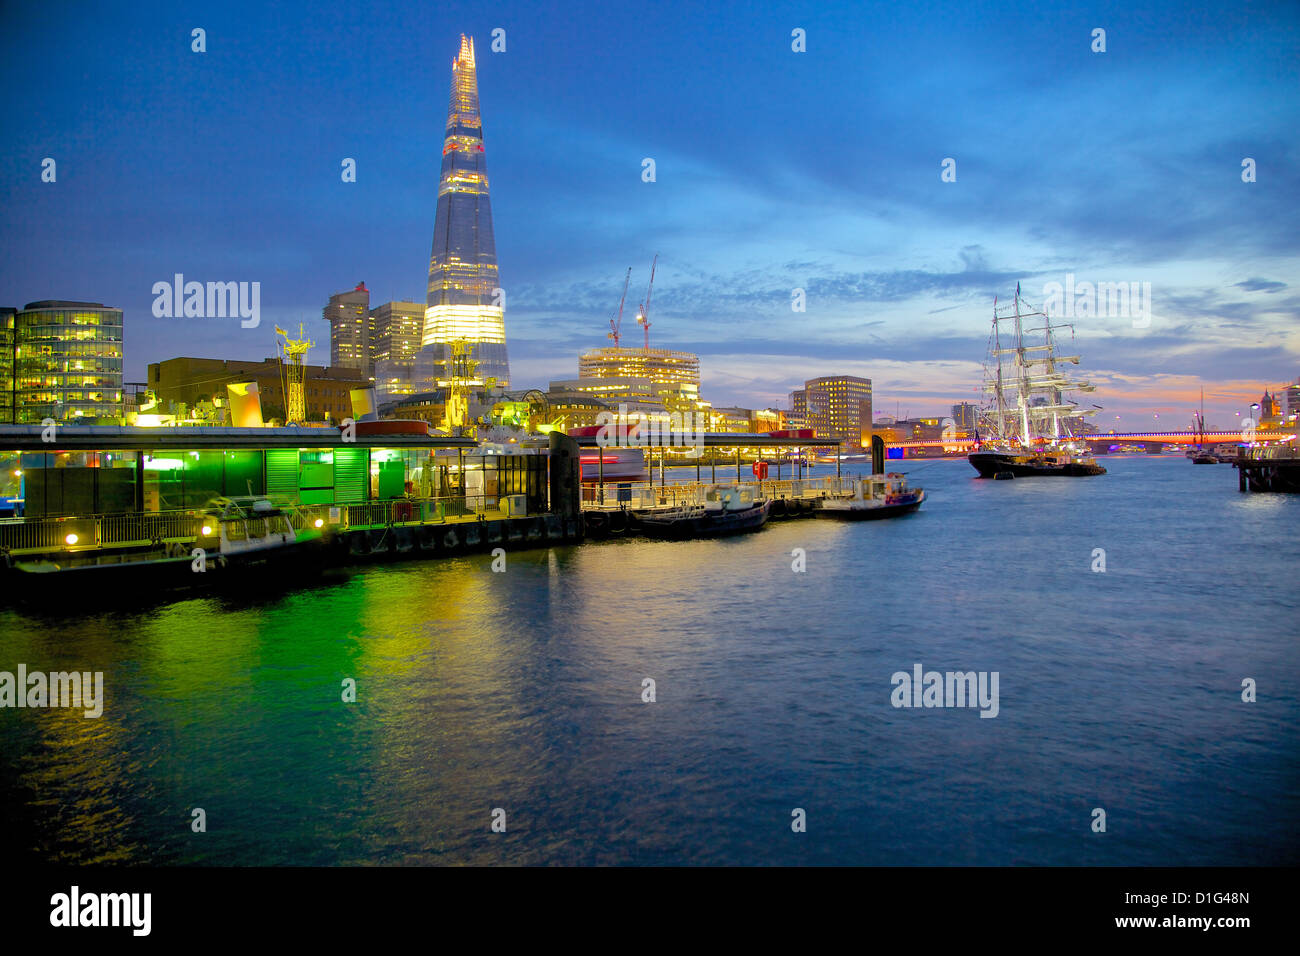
[{"x1": 969, "y1": 284, "x2": 1107, "y2": 478}]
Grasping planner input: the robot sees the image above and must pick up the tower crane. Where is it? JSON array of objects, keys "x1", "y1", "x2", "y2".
[
  {"x1": 607, "y1": 267, "x2": 632, "y2": 348},
  {"x1": 635, "y1": 253, "x2": 658, "y2": 351}
]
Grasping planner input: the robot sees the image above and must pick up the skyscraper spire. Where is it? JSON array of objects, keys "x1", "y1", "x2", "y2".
[{"x1": 422, "y1": 34, "x2": 509, "y2": 387}]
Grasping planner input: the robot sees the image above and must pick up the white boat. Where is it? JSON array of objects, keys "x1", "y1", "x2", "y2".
[{"x1": 816, "y1": 474, "x2": 925, "y2": 520}]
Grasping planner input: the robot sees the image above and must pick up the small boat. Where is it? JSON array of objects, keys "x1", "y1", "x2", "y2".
[
  {"x1": 817, "y1": 473, "x2": 926, "y2": 520},
  {"x1": 0, "y1": 495, "x2": 328, "y2": 594},
  {"x1": 635, "y1": 485, "x2": 771, "y2": 539}
]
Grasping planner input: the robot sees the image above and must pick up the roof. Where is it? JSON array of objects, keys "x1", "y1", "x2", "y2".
[
  {"x1": 0, "y1": 424, "x2": 477, "y2": 451},
  {"x1": 22, "y1": 301, "x2": 118, "y2": 311},
  {"x1": 569, "y1": 432, "x2": 841, "y2": 448}
]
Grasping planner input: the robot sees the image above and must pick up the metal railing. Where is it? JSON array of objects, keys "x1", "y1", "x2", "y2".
[
  {"x1": 0, "y1": 492, "x2": 530, "y2": 554},
  {"x1": 1241, "y1": 443, "x2": 1299, "y2": 461},
  {"x1": 0, "y1": 507, "x2": 201, "y2": 553},
  {"x1": 581, "y1": 476, "x2": 865, "y2": 511}
]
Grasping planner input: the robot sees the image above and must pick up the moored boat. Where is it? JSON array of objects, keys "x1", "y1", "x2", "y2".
[
  {"x1": 816, "y1": 473, "x2": 926, "y2": 519},
  {"x1": 635, "y1": 485, "x2": 771, "y2": 539},
  {"x1": 969, "y1": 284, "x2": 1106, "y2": 478},
  {"x1": 0, "y1": 495, "x2": 327, "y2": 594}
]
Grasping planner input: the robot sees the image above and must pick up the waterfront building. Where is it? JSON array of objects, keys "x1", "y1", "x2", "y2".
[
  {"x1": 422, "y1": 35, "x2": 510, "y2": 387},
  {"x1": 148, "y1": 357, "x2": 367, "y2": 424},
  {"x1": 12, "y1": 301, "x2": 124, "y2": 423},
  {"x1": 0, "y1": 425, "x2": 545, "y2": 521},
  {"x1": 789, "y1": 376, "x2": 871, "y2": 450},
  {"x1": 325, "y1": 283, "x2": 373, "y2": 377}
]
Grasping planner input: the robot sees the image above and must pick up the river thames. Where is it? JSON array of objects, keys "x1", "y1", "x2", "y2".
[{"x1": 2, "y1": 455, "x2": 1297, "y2": 865}]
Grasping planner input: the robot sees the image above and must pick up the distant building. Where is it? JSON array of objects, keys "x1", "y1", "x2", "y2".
[
  {"x1": 325, "y1": 282, "x2": 372, "y2": 377},
  {"x1": 790, "y1": 376, "x2": 872, "y2": 450},
  {"x1": 577, "y1": 347, "x2": 704, "y2": 416},
  {"x1": 1258, "y1": 389, "x2": 1282, "y2": 426},
  {"x1": 372, "y1": 301, "x2": 425, "y2": 366},
  {"x1": 379, "y1": 390, "x2": 446, "y2": 426},
  {"x1": 533, "y1": 388, "x2": 610, "y2": 431},
  {"x1": 711, "y1": 406, "x2": 785, "y2": 433},
  {"x1": 371, "y1": 300, "x2": 428, "y2": 400},
  {"x1": 148, "y1": 356, "x2": 367, "y2": 423},
  {"x1": 550, "y1": 376, "x2": 657, "y2": 406},
  {"x1": 423, "y1": 35, "x2": 510, "y2": 387},
  {"x1": 951, "y1": 402, "x2": 979, "y2": 434},
  {"x1": 1282, "y1": 377, "x2": 1300, "y2": 421},
  {"x1": 11, "y1": 301, "x2": 124, "y2": 423},
  {"x1": 874, "y1": 417, "x2": 947, "y2": 446}
]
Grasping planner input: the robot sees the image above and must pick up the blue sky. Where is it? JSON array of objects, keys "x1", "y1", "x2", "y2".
[{"x1": 2, "y1": 0, "x2": 1297, "y2": 427}]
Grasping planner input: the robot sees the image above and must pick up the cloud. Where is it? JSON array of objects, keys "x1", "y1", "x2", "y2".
[{"x1": 1234, "y1": 278, "x2": 1287, "y2": 293}]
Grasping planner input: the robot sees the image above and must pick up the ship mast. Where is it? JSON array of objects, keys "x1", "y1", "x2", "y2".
[
  {"x1": 983, "y1": 284, "x2": 1100, "y2": 448},
  {"x1": 1014, "y1": 286, "x2": 1031, "y2": 446}
]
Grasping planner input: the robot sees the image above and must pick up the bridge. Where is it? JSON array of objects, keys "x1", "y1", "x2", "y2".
[{"x1": 885, "y1": 430, "x2": 1296, "y2": 455}]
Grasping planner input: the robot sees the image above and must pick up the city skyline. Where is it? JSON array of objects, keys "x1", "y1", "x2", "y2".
[{"x1": 1, "y1": 1, "x2": 1297, "y2": 426}]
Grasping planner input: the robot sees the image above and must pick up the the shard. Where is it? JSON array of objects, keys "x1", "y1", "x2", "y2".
[{"x1": 422, "y1": 34, "x2": 510, "y2": 388}]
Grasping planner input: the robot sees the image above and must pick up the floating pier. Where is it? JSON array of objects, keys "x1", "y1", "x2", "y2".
[{"x1": 1235, "y1": 444, "x2": 1300, "y2": 493}]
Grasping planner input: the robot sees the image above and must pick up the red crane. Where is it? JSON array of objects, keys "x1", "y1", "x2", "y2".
[
  {"x1": 636, "y1": 253, "x2": 658, "y2": 351},
  {"x1": 607, "y1": 267, "x2": 632, "y2": 348}
]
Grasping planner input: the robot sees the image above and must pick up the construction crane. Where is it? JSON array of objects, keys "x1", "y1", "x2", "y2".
[
  {"x1": 635, "y1": 253, "x2": 658, "y2": 350},
  {"x1": 274, "y1": 323, "x2": 314, "y2": 424},
  {"x1": 441, "y1": 339, "x2": 481, "y2": 436},
  {"x1": 607, "y1": 267, "x2": 632, "y2": 348}
]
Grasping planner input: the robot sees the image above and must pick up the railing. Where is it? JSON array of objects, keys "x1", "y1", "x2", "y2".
[
  {"x1": 581, "y1": 476, "x2": 865, "y2": 511},
  {"x1": 295, "y1": 494, "x2": 511, "y2": 531},
  {"x1": 0, "y1": 507, "x2": 201, "y2": 553},
  {"x1": 1241, "y1": 443, "x2": 1299, "y2": 462},
  {"x1": 0, "y1": 492, "x2": 528, "y2": 554}
]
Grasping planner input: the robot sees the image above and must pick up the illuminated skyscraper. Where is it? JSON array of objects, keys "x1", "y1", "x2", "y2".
[
  {"x1": 422, "y1": 35, "x2": 509, "y2": 387},
  {"x1": 325, "y1": 282, "x2": 371, "y2": 376}
]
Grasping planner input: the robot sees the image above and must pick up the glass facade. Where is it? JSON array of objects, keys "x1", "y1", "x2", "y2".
[
  {"x1": 803, "y1": 376, "x2": 872, "y2": 450},
  {"x1": 577, "y1": 347, "x2": 703, "y2": 413},
  {"x1": 0, "y1": 309, "x2": 14, "y2": 423},
  {"x1": 423, "y1": 35, "x2": 510, "y2": 387},
  {"x1": 14, "y1": 302, "x2": 124, "y2": 422}
]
